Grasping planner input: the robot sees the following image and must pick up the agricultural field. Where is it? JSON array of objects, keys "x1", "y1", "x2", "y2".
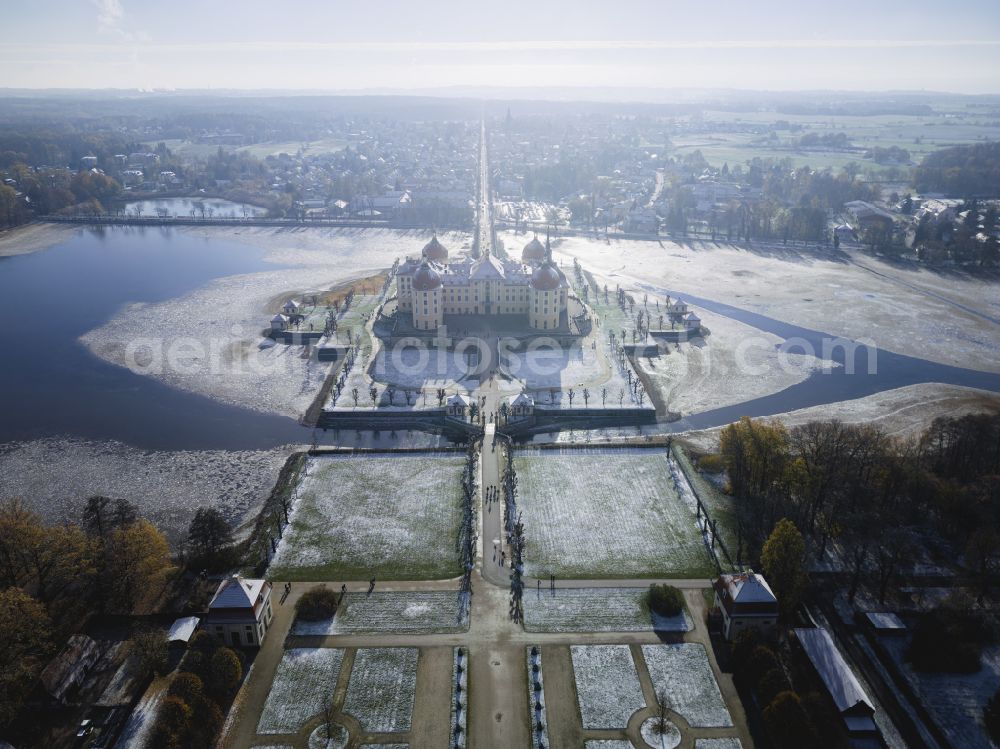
[
  {"x1": 570, "y1": 645, "x2": 646, "y2": 730},
  {"x1": 293, "y1": 590, "x2": 469, "y2": 635},
  {"x1": 257, "y1": 648, "x2": 345, "y2": 734},
  {"x1": 516, "y1": 448, "x2": 716, "y2": 578},
  {"x1": 523, "y1": 588, "x2": 691, "y2": 634},
  {"x1": 641, "y1": 644, "x2": 733, "y2": 729},
  {"x1": 342, "y1": 648, "x2": 419, "y2": 733},
  {"x1": 268, "y1": 452, "x2": 466, "y2": 580}
]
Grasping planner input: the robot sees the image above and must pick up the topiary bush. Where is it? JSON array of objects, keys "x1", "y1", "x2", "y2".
[
  {"x1": 295, "y1": 586, "x2": 339, "y2": 621},
  {"x1": 646, "y1": 584, "x2": 685, "y2": 617}
]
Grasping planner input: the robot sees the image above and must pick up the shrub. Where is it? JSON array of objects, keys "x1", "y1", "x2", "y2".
[
  {"x1": 730, "y1": 629, "x2": 761, "y2": 675},
  {"x1": 698, "y1": 453, "x2": 726, "y2": 473},
  {"x1": 208, "y1": 647, "x2": 242, "y2": 698},
  {"x1": 168, "y1": 673, "x2": 204, "y2": 705},
  {"x1": 907, "y1": 607, "x2": 984, "y2": 673},
  {"x1": 646, "y1": 584, "x2": 685, "y2": 617},
  {"x1": 133, "y1": 629, "x2": 169, "y2": 677},
  {"x1": 757, "y1": 667, "x2": 792, "y2": 705},
  {"x1": 762, "y1": 691, "x2": 818, "y2": 749},
  {"x1": 295, "y1": 586, "x2": 339, "y2": 621},
  {"x1": 745, "y1": 645, "x2": 781, "y2": 684},
  {"x1": 153, "y1": 696, "x2": 191, "y2": 745}
]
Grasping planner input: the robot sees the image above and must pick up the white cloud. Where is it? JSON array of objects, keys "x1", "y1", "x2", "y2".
[{"x1": 92, "y1": 0, "x2": 124, "y2": 34}]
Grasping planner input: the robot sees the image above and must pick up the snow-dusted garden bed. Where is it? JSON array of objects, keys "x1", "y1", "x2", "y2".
[
  {"x1": 257, "y1": 648, "x2": 345, "y2": 734},
  {"x1": 570, "y1": 645, "x2": 646, "y2": 729},
  {"x1": 523, "y1": 588, "x2": 691, "y2": 633},
  {"x1": 694, "y1": 739, "x2": 744, "y2": 749},
  {"x1": 293, "y1": 591, "x2": 469, "y2": 635},
  {"x1": 268, "y1": 452, "x2": 466, "y2": 580},
  {"x1": 640, "y1": 644, "x2": 732, "y2": 728},
  {"x1": 516, "y1": 448, "x2": 715, "y2": 578},
  {"x1": 342, "y1": 648, "x2": 418, "y2": 733}
]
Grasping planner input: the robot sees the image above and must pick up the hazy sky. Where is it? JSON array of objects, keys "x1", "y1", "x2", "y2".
[{"x1": 3, "y1": 0, "x2": 1000, "y2": 93}]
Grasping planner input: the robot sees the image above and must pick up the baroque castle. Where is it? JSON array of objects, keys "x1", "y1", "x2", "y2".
[{"x1": 396, "y1": 235, "x2": 570, "y2": 331}]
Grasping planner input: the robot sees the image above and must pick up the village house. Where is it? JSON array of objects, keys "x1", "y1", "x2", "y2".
[
  {"x1": 712, "y1": 570, "x2": 779, "y2": 640},
  {"x1": 204, "y1": 575, "x2": 274, "y2": 647}
]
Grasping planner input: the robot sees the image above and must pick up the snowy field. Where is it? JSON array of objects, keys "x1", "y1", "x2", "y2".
[
  {"x1": 695, "y1": 740, "x2": 743, "y2": 749},
  {"x1": 570, "y1": 645, "x2": 646, "y2": 729},
  {"x1": 269, "y1": 452, "x2": 466, "y2": 580},
  {"x1": 343, "y1": 648, "x2": 418, "y2": 733},
  {"x1": 584, "y1": 742, "x2": 633, "y2": 749},
  {"x1": 82, "y1": 228, "x2": 469, "y2": 419},
  {"x1": 523, "y1": 588, "x2": 691, "y2": 633},
  {"x1": 881, "y1": 637, "x2": 1000, "y2": 749},
  {"x1": 680, "y1": 383, "x2": 1000, "y2": 453},
  {"x1": 524, "y1": 232, "x2": 1000, "y2": 376},
  {"x1": 293, "y1": 591, "x2": 469, "y2": 635},
  {"x1": 641, "y1": 644, "x2": 733, "y2": 728},
  {"x1": 634, "y1": 306, "x2": 828, "y2": 416},
  {"x1": 516, "y1": 448, "x2": 715, "y2": 578},
  {"x1": 257, "y1": 648, "x2": 346, "y2": 735},
  {"x1": 0, "y1": 438, "x2": 292, "y2": 541}
]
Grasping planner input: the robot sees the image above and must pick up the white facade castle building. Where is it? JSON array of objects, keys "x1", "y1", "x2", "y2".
[{"x1": 396, "y1": 235, "x2": 569, "y2": 331}]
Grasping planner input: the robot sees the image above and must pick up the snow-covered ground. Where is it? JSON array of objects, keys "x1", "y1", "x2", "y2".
[
  {"x1": 584, "y1": 742, "x2": 633, "y2": 749},
  {"x1": 523, "y1": 588, "x2": 692, "y2": 633},
  {"x1": 881, "y1": 637, "x2": 1000, "y2": 749},
  {"x1": 0, "y1": 222, "x2": 79, "y2": 257},
  {"x1": 641, "y1": 644, "x2": 733, "y2": 728},
  {"x1": 516, "y1": 448, "x2": 715, "y2": 578},
  {"x1": 0, "y1": 438, "x2": 292, "y2": 541},
  {"x1": 524, "y1": 232, "x2": 1000, "y2": 375},
  {"x1": 343, "y1": 648, "x2": 418, "y2": 733},
  {"x1": 679, "y1": 383, "x2": 1000, "y2": 453},
  {"x1": 635, "y1": 306, "x2": 829, "y2": 416},
  {"x1": 257, "y1": 648, "x2": 346, "y2": 734},
  {"x1": 114, "y1": 677, "x2": 167, "y2": 749},
  {"x1": 82, "y1": 228, "x2": 468, "y2": 419},
  {"x1": 268, "y1": 452, "x2": 466, "y2": 580},
  {"x1": 293, "y1": 591, "x2": 469, "y2": 635},
  {"x1": 570, "y1": 645, "x2": 646, "y2": 729}
]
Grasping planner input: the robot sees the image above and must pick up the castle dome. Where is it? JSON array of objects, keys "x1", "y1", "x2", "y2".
[
  {"x1": 530, "y1": 261, "x2": 565, "y2": 291},
  {"x1": 421, "y1": 235, "x2": 448, "y2": 262},
  {"x1": 521, "y1": 235, "x2": 545, "y2": 264},
  {"x1": 412, "y1": 260, "x2": 443, "y2": 291}
]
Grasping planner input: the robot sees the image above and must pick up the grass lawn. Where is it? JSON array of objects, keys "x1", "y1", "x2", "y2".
[
  {"x1": 268, "y1": 452, "x2": 466, "y2": 581},
  {"x1": 516, "y1": 448, "x2": 716, "y2": 579}
]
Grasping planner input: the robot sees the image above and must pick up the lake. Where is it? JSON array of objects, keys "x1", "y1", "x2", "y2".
[
  {"x1": 121, "y1": 197, "x2": 267, "y2": 219},
  {"x1": 1, "y1": 225, "x2": 997, "y2": 452}
]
